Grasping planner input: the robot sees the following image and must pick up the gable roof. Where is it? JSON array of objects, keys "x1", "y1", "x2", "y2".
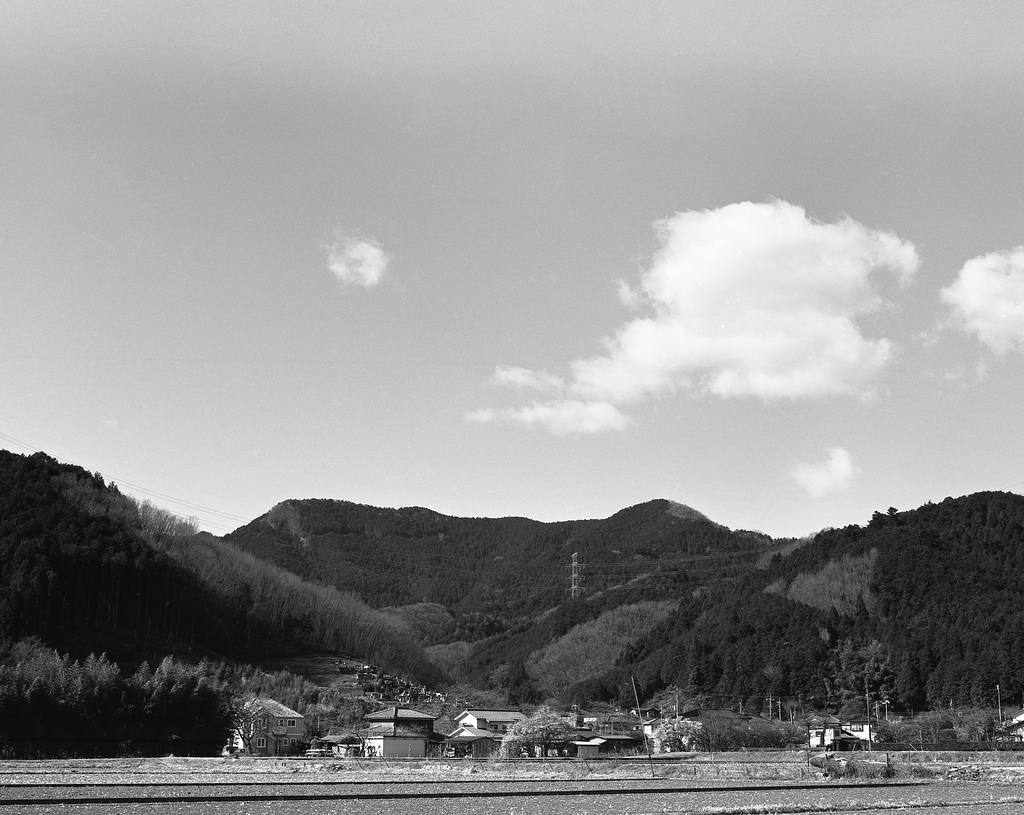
[
  {"x1": 445, "y1": 725, "x2": 495, "y2": 742},
  {"x1": 364, "y1": 706, "x2": 436, "y2": 722},
  {"x1": 257, "y1": 698, "x2": 303, "y2": 719},
  {"x1": 358, "y1": 723, "x2": 431, "y2": 739},
  {"x1": 458, "y1": 709, "x2": 525, "y2": 720}
]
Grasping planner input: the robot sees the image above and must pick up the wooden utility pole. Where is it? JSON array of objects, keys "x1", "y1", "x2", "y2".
[
  {"x1": 865, "y1": 674, "x2": 872, "y2": 752},
  {"x1": 631, "y1": 675, "x2": 655, "y2": 779}
]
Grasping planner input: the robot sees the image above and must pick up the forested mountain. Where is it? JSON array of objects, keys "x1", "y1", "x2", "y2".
[
  {"x1": 223, "y1": 497, "x2": 776, "y2": 700},
  {"x1": 226, "y1": 491, "x2": 1024, "y2": 714},
  {"x1": 0, "y1": 450, "x2": 438, "y2": 682},
  {"x1": 624, "y1": 494, "x2": 1024, "y2": 716},
  {"x1": 225, "y1": 498, "x2": 769, "y2": 614},
  {"x1": 6, "y1": 447, "x2": 1024, "y2": 718}
]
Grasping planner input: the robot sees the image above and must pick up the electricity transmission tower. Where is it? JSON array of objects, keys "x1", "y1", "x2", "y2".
[{"x1": 569, "y1": 552, "x2": 585, "y2": 599}]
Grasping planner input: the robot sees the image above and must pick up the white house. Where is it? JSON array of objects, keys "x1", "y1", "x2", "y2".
[{"x1": 452, "y1": 708, "x2": 526, "y2": 736}]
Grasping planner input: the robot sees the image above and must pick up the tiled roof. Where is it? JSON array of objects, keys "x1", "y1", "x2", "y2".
[
  {"x1": 445, "y1": 726, "x2": 495, "y2": 742},
  {"x1": 357, "y1": 723, "x2": 430, "y2": 739},
  {"x1": 257, "y1": 698, "x2": 303, "y2": 719},
  {"x1": 364, "y1": 706, "x2": 436, "y2": 721},
  {"x1": 460, "y1": 709, "x2": 525, "y2": 719}
]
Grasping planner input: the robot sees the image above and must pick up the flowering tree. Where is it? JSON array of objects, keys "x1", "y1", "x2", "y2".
[
  {"x1": 499, "y1": 706, "x2": 574, "y2": 758},
  {"x1": 652, "y1": 718, "x2": 704, "y2": 753}
]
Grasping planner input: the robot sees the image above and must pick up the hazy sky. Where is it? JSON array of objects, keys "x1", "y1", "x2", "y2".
[{"x1": 3, "y1": 2, "x2": 1023, "y2": 536}]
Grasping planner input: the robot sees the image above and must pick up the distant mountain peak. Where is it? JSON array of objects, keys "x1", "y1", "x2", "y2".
[{"x1": 663, "y1": 500, "x2": 713, "y2": 523}]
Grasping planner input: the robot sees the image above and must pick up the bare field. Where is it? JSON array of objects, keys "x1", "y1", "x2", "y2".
[{"x1": 2, "y1": 755, "x2": 1024, "y2": 815}]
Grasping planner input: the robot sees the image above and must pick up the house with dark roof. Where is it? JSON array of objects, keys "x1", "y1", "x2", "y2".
[{"x1": 359, "y1": 706, "x2": 440, "y2": 758}]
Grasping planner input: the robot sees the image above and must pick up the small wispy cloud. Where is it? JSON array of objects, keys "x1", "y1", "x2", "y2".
[
  {"x1": 792, "y1": 447, "x2": 860, "y2": 498},
  {"x1": 491, "y1": 365, "x2": 565, "y2": 392},
  {"x1": 471, "y1": 201, "x2": 919, "y2": 434},
  {"x1": 941, "y1": 247, "x2": 1024, "y2": 354},
  {"x1": 466, "y1": 400, "x2": 632, "y2": 435},
  {"x1": 326, "y1": 236, "x2": 390, "y2": 288}
]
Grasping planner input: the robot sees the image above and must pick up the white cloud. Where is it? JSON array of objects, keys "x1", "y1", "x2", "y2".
[
  {"x1": 491, "y1": 365, "x2": 565, "y2": 392},
  {"x1": 792, "y1": 447, "x2": 860, "y2": 498},
  {"x1": 570, "y1": 201, "x2": 918, "y2": 403},
  {"x1": 326, "y1": 236, "x2": 390, "y2": 288},
  {"x1": 466, "y1": 400, "x2": 632, "y2": 435},
  {"x1": 941, "y1": 247, "x2": 1024, "y2": 354},
  {"x1": 472, "y1": 201, "x2": 919, "y2": 434}
]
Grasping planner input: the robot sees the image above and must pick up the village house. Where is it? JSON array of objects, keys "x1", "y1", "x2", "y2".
[
  {"x1": 590, "y1": 712, "x2": 642, "y2": 736},
  {"x1": 444, "y1": 709, "x2": 527, "y2": 759},
  {"x1": 444, "y1": 724, "x2": 498, "y2": 758},
  {"x1": 358, "y1": 706, "x2": 440, "y2": 758},
  {"x1": 234, "y1": 698, "x2": 305, "y2": 756},
  {"x1": 807, "y1": 714, "x2": 872, "y2": 751},
  {"x1": 452, "y1": 708, "x2": 526, "y2": 736},
  {"x1": 1002, "y1": 707, "x2": 1024, "y2": 741}
]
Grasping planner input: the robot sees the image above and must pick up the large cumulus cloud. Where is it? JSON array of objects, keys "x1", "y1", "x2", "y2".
[{"x1": 472, "y1": 201, "x2": 919, "y2": 434}]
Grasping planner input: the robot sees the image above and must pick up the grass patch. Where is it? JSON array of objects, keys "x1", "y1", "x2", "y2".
[{"x1": 695, "y1": 795, "x2": 1024, "y2": 814}]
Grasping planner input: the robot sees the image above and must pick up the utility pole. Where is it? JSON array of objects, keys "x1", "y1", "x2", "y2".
[
  {"x1": 631, "y1": 675, "x2": 655, "y2": 779},
  {"x1": 569, "y1": 552, "x2": 585, "y2": 599},
  {"x1": 865, "y1": 674, "x2": 872, "y2": 752}
]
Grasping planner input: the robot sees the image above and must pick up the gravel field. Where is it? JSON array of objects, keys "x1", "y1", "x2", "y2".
[
  {"x1": 2, "y1": 757, "x2": 1024, "y2": 814},
  {"x1": 2, "y1": 785, "x2": 1024, "y2": 815}
]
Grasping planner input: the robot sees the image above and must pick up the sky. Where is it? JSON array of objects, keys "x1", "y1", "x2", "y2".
[{"x1": 2, "y1": 1, "x2": 1023, "y2": 538}]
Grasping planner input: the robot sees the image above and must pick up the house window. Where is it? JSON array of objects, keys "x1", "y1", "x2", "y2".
[
  {"x1": 288, "y1": 719, "x2": 296, "y2": 727},
  {"x1": 278, "y1": 718, "x2": 285, "y2": 726},
  {"x1": 849, "y1": 724, "x2": 863, "y2": 731},
  {"x1": 256, "y1": 737, "x2": 266, "y2": 748}
]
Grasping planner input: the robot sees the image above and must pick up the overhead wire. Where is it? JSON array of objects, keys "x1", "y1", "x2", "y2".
[{"x1": 0, "y1": 430, "x2": 251, "y2": 533}]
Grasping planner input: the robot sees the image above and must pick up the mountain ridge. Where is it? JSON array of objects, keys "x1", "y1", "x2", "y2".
[{"x1": 5, "y1": 446, "x2": 1024, "y2": 716}]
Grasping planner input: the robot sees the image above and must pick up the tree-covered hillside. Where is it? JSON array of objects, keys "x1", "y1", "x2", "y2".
[
  {"x1": 9, "y1": 447, "x2": 1024, "y2": 717},
  {"x1": 0, "y1": 450, "x2": 439, "y2": 683},
  {"x1": 625, "y1": 492, "x2": 1024, "y2": 715},
  {"x1": 224, "y1": 496, "x2": 775, "y2": 701},
  {"x1": 225, "y1": 497, "x2": 770, "y2": 616}
]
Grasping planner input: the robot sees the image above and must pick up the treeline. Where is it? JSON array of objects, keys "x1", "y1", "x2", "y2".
[
  {"x1": 0, "y1": 640, "x2": 231, "y2": 758},
  {"x1": 0, "y1": 450, "x2": 441, "y2": 684},
  {"x1": 157, "y1": 533, "x2": 444, "y2": 685},
  {"x1": 0, "y1": 451, "x2": 210, "y2": 659}
]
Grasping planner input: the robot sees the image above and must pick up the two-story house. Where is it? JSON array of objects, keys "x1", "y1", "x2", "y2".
[
  {"x1": 444, "y1": 709, "x2": 527, "y2": 758},
  {"x1": 234, "y1": 698, "x2": 305, "y2": 756},
  {"x1": 452, "y1": 708, "x2": 526, "y2": 736},
  {"x1": 807, "y1": 714, "x2": 872, "y2": 751},
  {"x1": 359, "y1": 706, "x2": 439, "y2": 758}
]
